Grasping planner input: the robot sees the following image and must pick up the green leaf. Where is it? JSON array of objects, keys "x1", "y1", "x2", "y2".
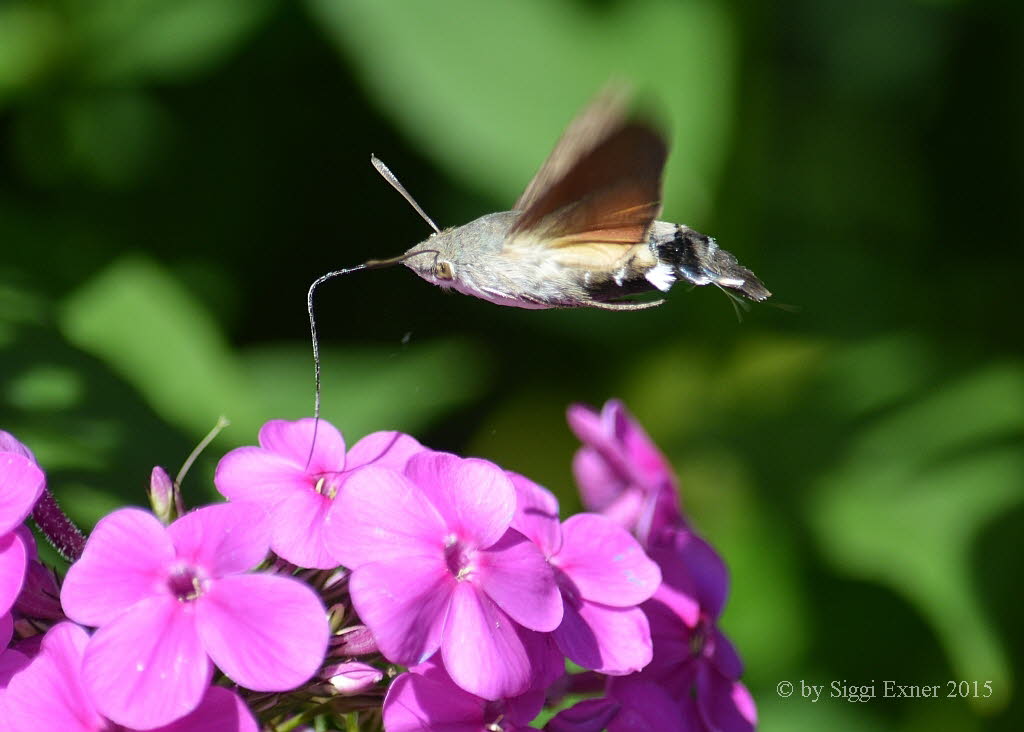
[
  {"x1": 76, "y1": 0, "x2": 273, "y2": 84},
  {"x1": 59, "y1": 256, "x2": 260, "y2": 439},
  {"x1": 307, "y1": 0, "x2": 736, "y2": 222},
  {"x1": 810, "y1": 363, "x2": 1024, "y2": 711}
]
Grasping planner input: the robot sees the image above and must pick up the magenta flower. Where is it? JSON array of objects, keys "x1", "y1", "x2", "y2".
[
  {"x1": 631, "y1": 599, "x2": 755, "y2": 732},
  {"x1": 632, "y1": 527, "x2": 755, "y2": 732},
  {"x1": 215, "y1": 418, "x2": 424, "y2": 568},
  {"x1": 382, "y1": 658, "x2": 543, "y2": 732},
  {"x1": 60, "y1": 502, "x2": 329, "y2": 729},
  {"x1": 567, "y1": 401, "x2": 682, "y2": 543},
  {"x1": 3, "y1": 622, "x2": 258, "y2": 732},
  {"x1": 325, "y1": 452, "x2": 563, "y2": 700},
  {"x1": 510, "y1": 473, "x2": 661, "y2": 676}
]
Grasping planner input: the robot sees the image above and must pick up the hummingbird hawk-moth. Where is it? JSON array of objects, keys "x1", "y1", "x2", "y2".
[{"x1": 376, "y1": 88, "x2": 770, "y2": 310}]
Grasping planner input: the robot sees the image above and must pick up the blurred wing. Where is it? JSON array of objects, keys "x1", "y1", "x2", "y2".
[
  {"x1": 514, "y1": 86, "x2": 633, "y2": 214},
  {"x1": 506, "y1": 95, "x2": 668, "y2": 271}
]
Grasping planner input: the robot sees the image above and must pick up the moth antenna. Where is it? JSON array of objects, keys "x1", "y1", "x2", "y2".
[
  {"x1": 371, "y1": 155, "x2": 441, "y2": 234},
  {"x1": 305, "y1": 249, "x2": 440, "y2": 469}
]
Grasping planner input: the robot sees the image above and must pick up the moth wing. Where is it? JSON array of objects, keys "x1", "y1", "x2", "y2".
[
  {"x1": 514, "y1": 86, "x2": 632, "y2": 214},
  {"x1": 505, "y1": 96, "x2": 668, "y2": 272}
]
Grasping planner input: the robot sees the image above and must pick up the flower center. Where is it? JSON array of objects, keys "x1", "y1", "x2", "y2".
[
  {"x1": 313, "y1": 472, "x2": 344, "y2": 499},
  {"x1": 443, "y1": 535, "x2": 476, "y2": 581},
  {"x1": 167, "y1": 565, "x2": 207, "y2": 603},
  {"x1": 689, "y1": 618, "x2": 710, "y2": 658}
]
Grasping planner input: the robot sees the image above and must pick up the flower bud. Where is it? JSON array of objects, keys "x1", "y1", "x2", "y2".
[
  {"x1": 15, "y1": 560, "x2": 64, "y2": 620},
  {"x1": 323, "y1": 661, "x2": 383, "y2": 695},
  {"x1": 329, "y1": 625, "x2": 379, "y2": 657},
  {"x1": 148, "y1": 466, "x2": 177, "y2": 523}
]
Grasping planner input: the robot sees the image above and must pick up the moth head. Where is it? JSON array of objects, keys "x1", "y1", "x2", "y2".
[{"x1": 401, "y1": 231, "x2": 460, "y2": 288}]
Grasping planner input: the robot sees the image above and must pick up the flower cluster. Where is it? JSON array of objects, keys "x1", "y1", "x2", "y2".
[{"x1": 0, "y1": 401, "x2": 755, "y2": 731}]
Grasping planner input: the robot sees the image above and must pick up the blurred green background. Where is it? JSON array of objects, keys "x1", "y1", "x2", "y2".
[{"x1": 1, "y1": 0, "x2": 1021, "y2": 729}]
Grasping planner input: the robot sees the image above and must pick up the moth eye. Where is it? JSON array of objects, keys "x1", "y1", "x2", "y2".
[{"x1": 434, "y1": 261, "x2": 454, "y2": 280}]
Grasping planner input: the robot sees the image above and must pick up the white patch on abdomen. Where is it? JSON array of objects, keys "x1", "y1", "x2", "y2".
[{"x1": 644, "y1": 261, "x2": 676, "y2": 292}]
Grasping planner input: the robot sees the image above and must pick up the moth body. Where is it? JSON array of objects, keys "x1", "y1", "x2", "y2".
[
  {"x1": 402, "y1": 213, "x2": 769, "y2": 310},
  {"x1": 387, "y1": 88, "x2": 770, "y2": 311}
]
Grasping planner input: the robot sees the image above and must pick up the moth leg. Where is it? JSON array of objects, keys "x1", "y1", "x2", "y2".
[{"x1": 586, "y1": 298, "x2": 665, "y2": 311}]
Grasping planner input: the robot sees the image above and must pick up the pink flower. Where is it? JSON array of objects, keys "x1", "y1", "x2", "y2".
[
  {"x1": 382, "y1": 658, "x2": 543, "y2": 732},
  {"x1": 3, "y1": 622, "x2": 258, "y2": 732},
  {"x1": 567, "y1": 401, "x2": 682, "y2": 543},
  {"x1": 215, "y1": 418, "x2": 424, "y2": 568},
  {"x1": 510, "y1": 474, "x2": 661, "y2": 676},
  {"x1": 630, "y1": 600, "x2": 755, "y2": 732},
  {"x1": 325, "y1": 452, "x2": 563, "y2": 700},
  {"x1": 632, "y1": 528, "x2": 755, "y2": 732},
  {"x1": 60, "y1": 503, "x2": 329, "y2": 729}
]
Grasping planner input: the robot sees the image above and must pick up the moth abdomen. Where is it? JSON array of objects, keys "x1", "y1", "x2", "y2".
[{"x1": 652, "y1": 222, "x2": 771, "y2": 302}]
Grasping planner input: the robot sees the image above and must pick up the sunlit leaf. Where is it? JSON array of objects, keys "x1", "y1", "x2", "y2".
[
  {"x1": 58, "y1": 256, "x2": 260, "y2": 439},
  {"x1": 810, "y1": 363, "x2": 1024, "y2": 710},
  {"x1": 76, "y1": 0, "x2": 273, "y2": 83},
  {"x1": 0, "y1": 3, "x2": 60, "y2": 105},
  {"x1": 307, "y1": 0, "x2": 736, "y2": 222}
]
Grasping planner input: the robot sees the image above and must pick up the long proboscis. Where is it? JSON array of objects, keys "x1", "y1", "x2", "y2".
[{"x1": 305, "y1": 249, "x2": 439, "y2": 469}]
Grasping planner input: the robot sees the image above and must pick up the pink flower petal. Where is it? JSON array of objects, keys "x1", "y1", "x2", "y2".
[
  {"x1": 326, "y1": 467, "x2": 447, "y2": 568},
  {"x1": 270, "y1": 488, "x2": 336, "y2": 569},
  {"x1": 607, "y1": 677, "x2": 687, "y2": 732},
  {"x1": 0, "y1": 530, "x2": 28, "y2": 615},
  {"x1": 707, "y1": 626, "x2": 743, "y2": 680},
  {"x1": 508, "y1": 471, "x2": 562, "y2": 557},
  {"x1": 214, "y1": 447, "x2": 312, "y2": 504},
  {"x1": 258, "y1": 418, "x2": 345, "y2": 474},
  {"x1": 196, "y1": 573, "x2": 327, "y2": 691},
  {"x1": 555, "y1": 601, "x2": 652, "y2": 675},
  {"x1": 348, "y1": 556, "x2": 452, "y2": 665},
  {"x1": 345, "y1": 431, "x2": 424, "y2": 471},
  {"x1": 565, "y1": 403, "x2": 605, "y2": 448},
  {"x1": 0, "y1": 647, "x2": 30, "y2": 689},
  {"x1": 167, "y1": 502, "x2": 270, "y2": 577},
  {"x1": 651, "y1": 528, "x2": 729, "y2": 621},
  {"x1": 517, "y1": 626, "x2": 566, "y2": 692},
  {"x1": 82, "y1": 595, "x2": 211, "y2": 729},
  {"x1": 405, "y1": 453, "x2": 514, "y2": 548},
  {"x1": 157, "y1": 686, "x2": 259, "y2": 732},
  {"x1": 555, "y1": 514, "x2": 661, "y2": 607},
  {"x1": 646, "y1": 529, "x2": 728, "y2": 628},
  {"x1": 696, "y1": 666, "x2": 756, "y2": 732},
  {"x1": 443, "y1": 582, "x2": 532, "y2": 700},
  {"x1": 0, "y1": 611, "x2": 12, "y2": 648},
  {"x1": 547, "y1": 697, "x2": 621, "y2": 732},
  {"x1": 4, "y1": 622, "x2": 105, "y2": 731},
  {"x1": 0, "y1": 431, "x2": 34, "y2": 461},
  {"x1": 61, "y1": 508, "x2": 175, "y2": 626},
  {"x1": 382, "y1": 670, "x2": 486, "y2": 732},
  {"x1": 572, "y1": 447, "x2": 626, "y2": 515},
  {"x1": 477, "y1": 530, "x2": 562, "y2": 633},
  {"x1": 0, "y1": 452, "x2": 45, "y2": 535}
]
